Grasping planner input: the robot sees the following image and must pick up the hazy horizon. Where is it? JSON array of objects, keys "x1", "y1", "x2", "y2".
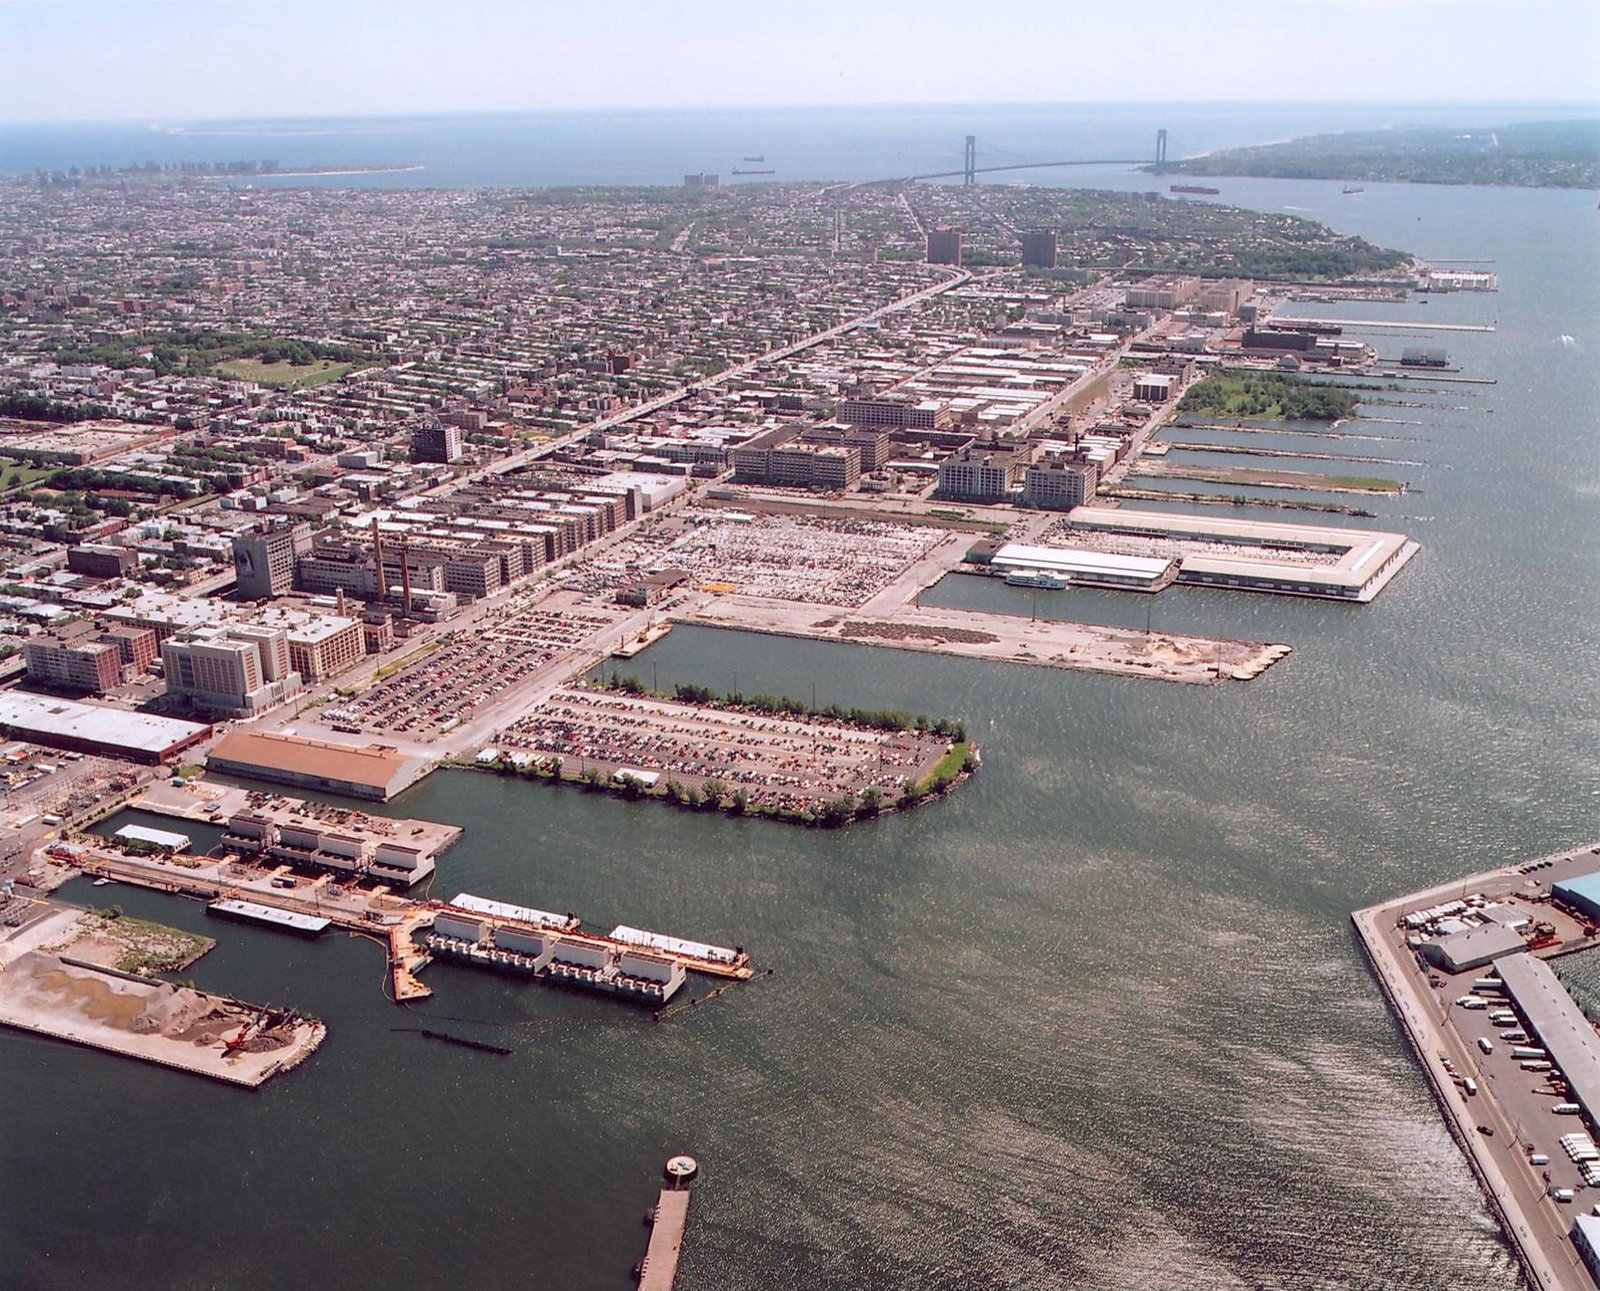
[{"x1": 3, "y1": 0, "x2": 1598, "y2": 125}]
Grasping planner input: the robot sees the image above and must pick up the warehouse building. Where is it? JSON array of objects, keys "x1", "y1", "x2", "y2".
[
  {"x1": 1419, "y1": 923, "x2": 1526, "y2": 973},
  {"x1": 986, "y1": 543, "x2": 1175, "y2": 591},
  {"x1": 1495, "y1": 953, "x2": 1600, "y2": 1127},
  {"x1": 206, "y1": 730, "x2": 430, "y2": 801},
  {"x1": 0, "y1": 692, "x2": 209, "y2": 763}
]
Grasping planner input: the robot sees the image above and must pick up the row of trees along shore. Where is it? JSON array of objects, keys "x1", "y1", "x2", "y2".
[
  {"x1": 598, "y1": 673, "x2": 967, "y2": 743},
  {"x1": 469, "y1": 675, "x2": 975, "y2": 826}
]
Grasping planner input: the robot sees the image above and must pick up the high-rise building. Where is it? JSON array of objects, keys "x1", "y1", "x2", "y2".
[
  {"x1": 1020, "y1": 230, "x2": 1058, "y2": 269},
  {"x1": 233, "y1": 522, "x2": 311, "y2": 600},
  {"x1": 410, "y1": 420, "x2": 464, "y2": 464},
  {"x1": 926, "y1": 227, "x2": 963, "y2": 266}
]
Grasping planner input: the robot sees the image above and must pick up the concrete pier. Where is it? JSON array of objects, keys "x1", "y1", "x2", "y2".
[
  {"x1": 639, "y1": 1188, "x2": 691, "y2": 1291},
  {"x1": 0, "y1": 947, "x2": 324, "y2": 1088}
]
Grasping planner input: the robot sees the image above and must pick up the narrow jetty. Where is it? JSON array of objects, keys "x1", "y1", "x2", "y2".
[{"x1": 638, "y1": 1155, "x2": 698, "y2": 1290}]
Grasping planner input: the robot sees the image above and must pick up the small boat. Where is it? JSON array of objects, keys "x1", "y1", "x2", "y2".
[
  {"x1": 743, "y1": 154, "x2": 764, "y2": 162},
  {"x1": 1343, "y1": 185, "x2": 1365, "y2": 195},
  {"x1": 93, "y1": 877, "x2": 113, "y2": 886}
]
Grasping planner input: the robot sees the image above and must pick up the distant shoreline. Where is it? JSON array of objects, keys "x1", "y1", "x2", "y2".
[{"x1": 247, "y1": 165, "x2": 424, "y2": 178}]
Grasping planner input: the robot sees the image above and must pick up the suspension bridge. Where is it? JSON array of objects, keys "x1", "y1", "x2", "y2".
[{"x1": 863, "y1": 128, "x2": 1171, "y2": 186}]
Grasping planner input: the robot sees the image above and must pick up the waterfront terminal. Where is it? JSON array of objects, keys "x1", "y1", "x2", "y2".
[{"x1": 1355, "y1": 843, "x2": 1600, "y2": 1291}]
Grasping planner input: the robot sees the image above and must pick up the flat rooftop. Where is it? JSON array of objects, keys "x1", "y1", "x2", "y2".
[
  {"x1": 0, "y1": 692, "x2": 210, "y2": 758},
  {"x1": 991, "y1": 543, "x2": 1173, "y2": 581},
  {"x1": 208, "y1": 730, "x2": 426, "y2": 799},
  {"x1": 1064, "y1": 506, "x2": 1416, "y2": 600},
  {"x1": 209, "y1": 899, "x2": 331, "y2": 934},
  {"x1": 1495, "y1": 952, "x2": 1600, "y2": 1125}
]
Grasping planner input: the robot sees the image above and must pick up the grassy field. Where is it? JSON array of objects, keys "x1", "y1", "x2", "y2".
[
  {"x1": 0, "y1": 456, "x2": 60, "y2": 490},
  {"x1": 1177, "y1": 371, "x2": 1358, "y2": 422},
  {"x1": 213, "y1": 357, "x2": 354, "y2": 388}
]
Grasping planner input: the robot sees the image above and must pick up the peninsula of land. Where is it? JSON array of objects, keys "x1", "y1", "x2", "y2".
[{"x1": 1158, "y1": 119, "x2": 1600, "y2": 189}]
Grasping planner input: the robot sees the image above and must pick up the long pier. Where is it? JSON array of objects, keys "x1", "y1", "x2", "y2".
[{"x1": 1272, "y1": 315, "x2": 1496, "y2": 333}]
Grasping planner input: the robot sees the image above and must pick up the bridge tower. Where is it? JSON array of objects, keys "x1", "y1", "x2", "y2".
[
  {"x1": 963, "y1": 135, "x2": 977, "y2": 186},
  {"x1": 1155, "y1": 129, "x2": 1168, "y2": 173}
]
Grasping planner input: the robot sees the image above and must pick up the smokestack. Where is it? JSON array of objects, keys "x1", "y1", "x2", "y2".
[
  {"x1": 398, "y1": 533, "x2": 413, "y2": 615},
  {"x1": 370, "y1": 518, "x2": 388, "y2": 603}
]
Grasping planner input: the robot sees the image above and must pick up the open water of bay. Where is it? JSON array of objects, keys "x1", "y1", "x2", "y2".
[{"x1": 2, "y1": 109, "x2": 1598, "y2": 1290}]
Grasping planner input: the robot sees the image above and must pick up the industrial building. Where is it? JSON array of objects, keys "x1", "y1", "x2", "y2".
[
  {"x1": 222, "y1": 810, "x2": 437, "y2": 885},
  {"x1": 1495, "y1": 953, "x2": 1600, "y2": 1127},
  {"x1": 22, "y1": 622, "x2": 124, "y2": 694},
  {"x1": 1573, "y1": 1214, "x2": 1600, "y2": 1284},
  {"x1": 937, "y1": 446, "x2": 1027, "y2": 503},
  {"x1": 1124, "y1": 276, "x2": 1201, "y2": 310},
  {"x1": 66, "y1": 544, "x2": 139, "y2": 580},
  {"x1": 206, "y1": 730, "x2": 430, "y2": 801},
  {"x1": 1418, "y1": 922, "x2": 1527, "y2": 973},
  {"x1": 729, "y1": 426, "x2": 862, "y2": 491},
  {"x1": 1131, "y1": 373, "x2": 1176, "y2": 402},
  {"x1": 838, "y1": 396, "x2": 950, "y2": 431},
  {"x1": 428, "y1": 912, "x2": 687, "y2": 1003},
  {"x1": 1553, "y1": 871, "x2": 1600, "y2": 924},
  {"x1": 0, "y1": 692, "x2": 209, "y2": 763},
  {"x1": 161, "y1": 625, "x2": 302, "y2": 715}
]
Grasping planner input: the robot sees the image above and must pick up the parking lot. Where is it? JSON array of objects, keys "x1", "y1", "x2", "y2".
[
  {"x1": 495, "y1": 686, "x2": 952, "y2": 813},
  {"x1": 325, "y1": 603, "x2": 624, "y2": 741}
]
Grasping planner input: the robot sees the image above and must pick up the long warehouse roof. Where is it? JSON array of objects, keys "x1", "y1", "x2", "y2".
[
  {"x1": 0, "y1": 692, "x2": 209, "y2": 756},
  {"x1": 1495, "y1": 953, "x2": 1600, "y2": 1124},
  {"x1": 991, "y1": 543, "x2": 1173, "y2": 579}
]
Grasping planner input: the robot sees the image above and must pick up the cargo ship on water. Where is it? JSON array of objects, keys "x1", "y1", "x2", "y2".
[{"x1": 1170, "y1": 183, "x2": 1221, "y2": 195}]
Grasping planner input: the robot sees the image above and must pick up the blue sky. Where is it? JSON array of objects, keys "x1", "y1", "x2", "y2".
[{"x1": 2, "y1": 0, "x2": 1598, "y2": 123}]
